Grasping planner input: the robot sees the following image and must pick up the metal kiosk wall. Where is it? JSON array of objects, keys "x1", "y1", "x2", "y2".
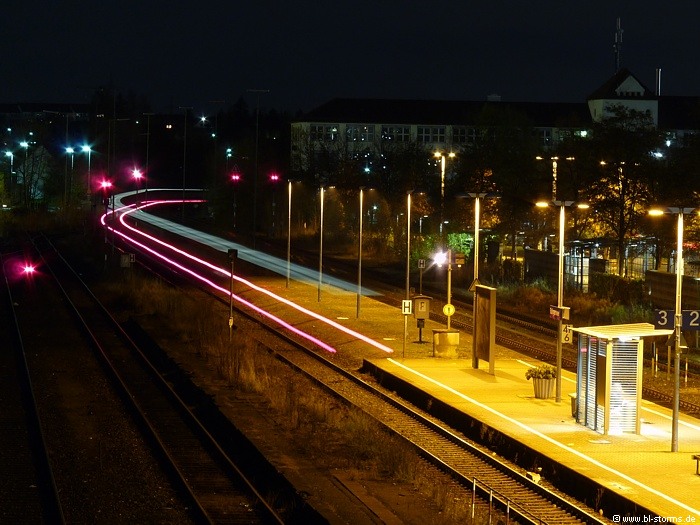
[{"x1": 573, "y1": 323, "x2": 672, "y2": 435}]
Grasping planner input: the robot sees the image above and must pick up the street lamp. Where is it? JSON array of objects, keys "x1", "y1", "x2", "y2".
[
  {"x1": 20, "y1": 141, "x2": 29, "y2": 207},
  {"x1": 63, "y1": 146, "x2": 75, "y2": 207},
  {"x1": 536, "y1": 199, "x2": 589, "y2": 402},
  {"x1": 318, "y1": 185, "x2": 325, "y2": 302},
  {"x1": 269, "y1": 172, "x2": 280, "y2": 234},
  {"x1": 132, "y1": 168, "x2": 143, "y2": 199},
  {"x1": 403, "y1": 190, "x2": 413, "y2": 358},
  {"x1": 5, "y1": 151, "x2": 13, "y2": 201},
  {"x1": 419, "y1": 215, "x2": 429, "y2": 235},
  {"x1": 434, "y1": 151, "x2": 455, "y2": 237},
  {"x1": 433, "y1": 249, "x2": 453, "y2": 329},
  {"x1": 536, "y1": 156, "x2": 574, "y2": 202},
  {"x1": 287, "y1": 180, "x2": 293, "y2": 288},
  {"x1": 230, "y1": 168, "x2": 241, "y2": 229},
  {"x1": 100, "y1": 179, "x2": 114, "y2": 255},
  {"x1": 357, "y1": 187, "x2": 365, "y2": 318},
  {"x1": 81, "y1": 145, "x2": 92, "y2": 200},
  {"x1": 649, "y1": 206, "x2": 694, "y2": 452},
  {"x1": 65, "y1": 147, "x2": 75, "y2": 169}
]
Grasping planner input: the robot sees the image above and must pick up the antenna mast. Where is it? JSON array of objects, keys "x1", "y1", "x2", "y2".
[{"x1": 614, "y1": 17, "x2": 623, "y2": 72}]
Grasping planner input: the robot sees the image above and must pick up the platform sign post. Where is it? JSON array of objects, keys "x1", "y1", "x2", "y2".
[
  {"x1": 413, "y1": 295, "x2": 431, "y2": 343},
  {"x1": 473, "y1": 285, "x2": 497, "y2": 374},
  {"x1": 402, "y1": 299, "x2": 412, "y2": 358},
  {"x1": 418, "y1": 258, "x2": 425, "y2": 295},
  {"x1": 561, "y1": 323, "x2": 573, "y2": 345}
]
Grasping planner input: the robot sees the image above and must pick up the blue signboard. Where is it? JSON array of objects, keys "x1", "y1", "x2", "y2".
[{"x1": 654, "y1": 309, "x2": 700, "y2": 331}]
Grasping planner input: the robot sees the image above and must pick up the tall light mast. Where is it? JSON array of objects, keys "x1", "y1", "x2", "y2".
[{"x1": 614, "y1": 17, "x2": 624, "y2": 72}]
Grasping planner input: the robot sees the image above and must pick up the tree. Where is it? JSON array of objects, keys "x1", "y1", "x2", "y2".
[
  {"x1": 578, "y1": 105, "x2": 666, "y2": 275},
  {"x1": 455, "y1": 104, "x2": 541, "y2": 258}
]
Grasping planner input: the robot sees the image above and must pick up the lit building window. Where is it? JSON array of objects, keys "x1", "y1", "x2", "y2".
[
  {"x1": 310, "y1": 124, "x2": 338, "y2": 142},
  {"x1": 381, "y1": 126, "x2": 410, "y2": 142},
  {"x1": 347, "y1": 125, "x2": 375, "y2": 142}
]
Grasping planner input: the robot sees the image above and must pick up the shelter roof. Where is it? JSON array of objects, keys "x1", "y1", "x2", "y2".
[{"x1": 573, "y1": 322, "x2": 673, "y2": 340}]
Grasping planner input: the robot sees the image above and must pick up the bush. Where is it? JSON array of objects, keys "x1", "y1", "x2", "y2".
[
  {"x1": 589, "y1": 272, "x2": 647, "y2": 305},
  {"x1": 525, "y1": 365, "x2": 556, "y2": 380}
]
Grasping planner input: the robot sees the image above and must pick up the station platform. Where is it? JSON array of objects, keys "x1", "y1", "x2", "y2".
[
  {"x1": 247, "y1": 271, "x2": 700, "y2": 521},
  {"x1": 362, "y1": 356, "x2": 700, "y2": 521},
  {"x1": 126, "y1": 206, "x2": 700, "y2": 521}
]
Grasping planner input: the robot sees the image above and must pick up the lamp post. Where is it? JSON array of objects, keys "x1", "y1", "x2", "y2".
[
  {"x1": 434, "y1": 151, "x2": 455, "y2": 237},
  {"x1": 65, "y1": 146, "x2": 75, "y2": 208},
  {"x1": 5, "y1": 151, "x2": 13, "y2": 202},
  {"x1": 81, "y1": 145, "x2": 92, "y2": 201},
  {"x1": 230, "y1": 168, "x2": 241, "y2": 229},
  {"x1": 536, "y1": 156, "x2": 574, "y2": 202},
  {"x1": 100, "y1": 180, "x2": 114, "y2": 257},
  {"x1": 468, "y1": 192, "x2": 487, "y2": 368},
  {"x1": 403, "y1": 190, "x2": 413, "y2": 358},
  {"x1": 649, "y1": 206, "x2": 694, "y2": 452},
  {"x1": 132, "y1": 168, "x2": 143, "y2": 200},
  {"x1": 433, "y1": 250, "x2": 453, "y2": 329},
  {"x1": 269, "y1": 172, "x2": 280, "y2": 235},
  {"x1": 286, "y1": 180, "x2": 292, "y2": 288},
  {"x1": 318, "y1": 185, "x2": 325, "y2": 302},
  {"x1": 405, "y1": 190, "x2": 412, "y2": 301},
  {"x1": 20, "y1": 141, "x2": 29, "y2": 208},
  {"x1": 536, "y1": 199, "x2": 588, "y2": 402},
  {"x1": 357, "y1": 187, "x2": 365, "y2": 318}
]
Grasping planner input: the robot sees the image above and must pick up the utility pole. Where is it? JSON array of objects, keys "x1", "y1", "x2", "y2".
[{"x1": 614, "y1": 17, "x2": 623, "y2": 72}]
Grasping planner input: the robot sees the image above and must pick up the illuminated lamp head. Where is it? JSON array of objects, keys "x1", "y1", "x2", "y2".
[{"x1": 433, "y1": 251, "x2": 448, "y2": 267}]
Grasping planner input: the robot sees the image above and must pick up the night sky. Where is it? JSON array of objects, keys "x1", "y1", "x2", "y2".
[{"x1": 3, "y1": 2, "x2": 700, "y2": 114}]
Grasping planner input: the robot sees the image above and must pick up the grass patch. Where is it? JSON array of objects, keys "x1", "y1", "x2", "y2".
[{"x1": 105, "y1": 269, "x2": 511, "y2": 523}]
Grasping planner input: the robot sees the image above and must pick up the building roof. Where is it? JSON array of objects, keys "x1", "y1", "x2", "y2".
[
  {"x1": 573, "y1": 322, "x2": 672, "y2": 340},
  {"x1": 297, "y1": 98, "x2": 592, "y2": 128},
  {"x1": 587, "y1": 68, "x2": 656, "y2": 101},
  {"x1": 0, "y1": 102, "x2": 91, "y2": 118}
]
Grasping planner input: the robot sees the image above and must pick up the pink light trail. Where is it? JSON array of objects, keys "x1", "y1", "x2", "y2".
[{"x1": 103, "y1": 198, "x2": 394, "y2": 354}]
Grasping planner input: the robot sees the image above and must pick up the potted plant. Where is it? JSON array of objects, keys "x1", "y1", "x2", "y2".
[{"x1": 525, "y1": 365, "x2": 556, "y2": 399}]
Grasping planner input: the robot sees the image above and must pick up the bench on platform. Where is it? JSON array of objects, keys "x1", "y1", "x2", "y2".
[{"x1": 694, "y1": 454, "x2": 700, "y2": 475}]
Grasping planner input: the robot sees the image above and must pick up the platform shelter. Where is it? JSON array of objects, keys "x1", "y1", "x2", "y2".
[{"x1": 573, "y1": 323, "x2": 672, "y2": 435}]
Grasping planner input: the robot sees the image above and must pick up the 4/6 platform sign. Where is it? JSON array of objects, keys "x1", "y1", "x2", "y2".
[{"x1": 654, "y1": 309, "x2": 700, "y2": 330}]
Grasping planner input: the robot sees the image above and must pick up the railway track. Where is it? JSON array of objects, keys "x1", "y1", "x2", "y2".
[
  {"x1": 112, "y1": 222, "x2": 612, "y2": 524},
  {"x1": 7, "y1": 234, "x2": 309, "y2": 524},
  {"x1": 320, "y1": 252, "x2": 700, "y2": 415},
  {"x1": 0, "y1": 244, "x2": 64, "y2": 524}
]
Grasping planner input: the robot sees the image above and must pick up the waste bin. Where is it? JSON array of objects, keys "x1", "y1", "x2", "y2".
[
  {"x1": 569, "y1": 393, "x2": 577, "y2": 418},
  {"x1": 432, "y1": 329, "x2": 459, "y2": 358}
]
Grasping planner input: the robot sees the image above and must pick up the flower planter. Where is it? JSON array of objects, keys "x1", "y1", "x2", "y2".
[{"x1": 532, "y1": 378, "x2": 554, "y2": 399}]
